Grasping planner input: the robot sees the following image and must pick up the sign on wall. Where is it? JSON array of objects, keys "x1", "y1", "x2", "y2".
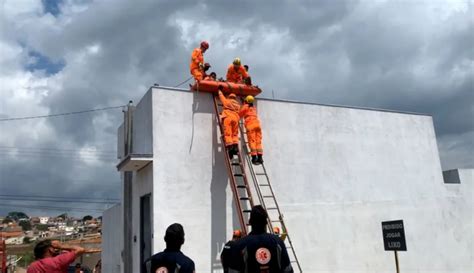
[{"x1": 382, "y1": 220, "x2": 407, "y2": 251}]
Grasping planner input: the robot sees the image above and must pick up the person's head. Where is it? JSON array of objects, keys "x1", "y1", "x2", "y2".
[
  {"x1": 200, "y1": 41, "x2": 209, "y2": 52},
  {"x1": 273, "y1": 226, "x2": 281, "y2": 235},
  {"x1": 164, "y1": 223, "x2": 185, "y2": 250},
  {"x1": 75, "y1": 263, "x2": 82, "y2": 271},
  {"x1": 228, "y1": 93, "x2": 237, "y2": 100},
  {"x1": 232, "y1": 229, "x2": 242, "y2": 240},
  {"x1": 244, "y1": 95, "x2": 254, "y2": 105},
  {"x1": 204, "y1": 62, "x2": 211, "y2": 72},
  {"x1": 249, "y1": 205, "x2": 268, "y2": 232},
  {"x1": 244, "y1": 65, "x2": 249, "y2": 72},
  {"x1": 34, "y1": 239, "x2": 59, "y2": 260},
  {"x1": 233, "y1": 57, "x2": 241, "y2": 70},
  {"x1": 210, "y1": 72, "x2": 217, "y2": 80}
]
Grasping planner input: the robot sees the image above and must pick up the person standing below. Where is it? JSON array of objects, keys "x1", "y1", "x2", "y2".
[
  {"x1": 150, "y1": 223, "x2": 195, "y2": 273},
  {"x1": 240, "y1": 95, "x2": 263, "y2": 165},
  {"x1": 27, "y1": 239, "x2": 85, "y2": 273},
  {"x1": 230, "y1": 205, "x2": 293, "y2": 273},
  {"x1": 226, "y1": 58, "x2": 250, "y2": 84},
  {"x1": 190, "y1": 41, "x2": 209, "y2": 82},
  {"x1": 218, "y1": 86, "x2": 241, "y2": 159},
  {"x1": 220, "y1": 230, "x2": 242, "y2": 273}
]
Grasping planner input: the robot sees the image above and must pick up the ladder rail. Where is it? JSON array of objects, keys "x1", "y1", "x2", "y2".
[{"x1": 239, "y1": 123, "x2": 304, "y2": 272}]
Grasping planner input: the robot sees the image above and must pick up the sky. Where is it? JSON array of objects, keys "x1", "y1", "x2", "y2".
[{"x1": 0, "y1": 0, "x2": 472, "y2": 217}]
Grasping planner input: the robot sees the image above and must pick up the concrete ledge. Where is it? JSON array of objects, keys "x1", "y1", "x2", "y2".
[{"x1": 116, "y1": 154, "x2": 153, "y2": 172}]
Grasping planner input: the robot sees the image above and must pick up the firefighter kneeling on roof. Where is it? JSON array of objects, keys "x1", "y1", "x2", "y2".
[
  {"x1": 240, "y1": 95, "x2": 264, "y2": 165},
  {"x1": 218, "y1": 86, "x2": 241, "y2": 159}
]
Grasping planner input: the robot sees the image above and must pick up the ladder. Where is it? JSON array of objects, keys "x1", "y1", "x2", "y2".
[
  {"x1": 212, "y1": 95, "x2": 255, "y2": 235},
  {"x1": 239, "y1": 122, "x2": 303, "y2": 272}
]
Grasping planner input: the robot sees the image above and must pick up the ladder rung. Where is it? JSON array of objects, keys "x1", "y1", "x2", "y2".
[
  {"x1": 263, "y1": 195, "x2": 274, "y2": 198},
  {"x1": 234, "y1": 174, "x2": 243, "y2": 177},
  {"x1": 271, "y1": 220, "x2": 281, "y2": 223},
  {"x1": 243, "y1": 210, "x2": 252, "y2": 213},
  {"x1": 237, "y1": 185, "x2": 246, "y2": 188},
  {"x1": 266, "y1": 207, "x2": 278, "y2": 210},
  {"x1": 231, "y1": 162, "x2": 240, "y2": 166},
  {"x1": 255, "y1": 173, "x2": 266, "y2": 175},
  {"x1": 259, "y1": 184, "x2": 269, "y2": 186},
  {"x1": 240, "y1": 197, "x2": 250, "y2": 200}
]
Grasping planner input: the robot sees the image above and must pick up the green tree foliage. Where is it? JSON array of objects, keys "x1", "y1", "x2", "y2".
[
  {"x1": 82, "y1": 215, "x2": 93, "y2": 222},
  {"x1": 36, "y1": 224, "x2": 48, "y2": 231},
  {"x1": 2, "y1": 218, "x2": 13, "y2": 224},
  {"x1": 7, "y1": 211, "x2": 29, "y2": 220},
  {"x1": 19, "y1": 220, "x2": 32, "y2": 231}
]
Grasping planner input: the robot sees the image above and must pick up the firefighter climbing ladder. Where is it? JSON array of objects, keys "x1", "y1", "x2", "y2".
[
  {"x1": 240, "y1": 123, "x2": 303, "y2": 273},
  {"x1": 212, "y1": 94, "x2": 255, "y2": 235}
]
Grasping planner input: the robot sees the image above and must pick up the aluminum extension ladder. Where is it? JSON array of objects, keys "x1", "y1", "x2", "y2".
[
  {"x1": 239, "y1": 122, "x2": 303, "y2": 272},
  {"x1": 212, "y1": 94, "x2": 255, "y2": 235}
]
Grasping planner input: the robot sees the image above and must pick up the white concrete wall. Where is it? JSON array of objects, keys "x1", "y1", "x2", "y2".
[
  {"x1": 150, "y1": 88, "x2": 231, "y2": 272},
  {"x1": 132, "y1": 89, "x2": 153, "y2": 155},
  {"x1": 102, "y1": 204, "x2": 123, "y2": 273},
  {"x1": 122, "y1": 87, "x2": 472, "y2": 273}
]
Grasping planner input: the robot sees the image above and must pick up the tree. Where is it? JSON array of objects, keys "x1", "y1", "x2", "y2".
[
  {"x1": 7, "y1": 211, "x2": 29, "y2": 220},
  {"x1": 57, "y1": 213, "x2": 68, "y2": 220},
  {"x1": 36, "y1": 224, "x2": 48, "y2": 231},
  {"x1": 19, "y1": 220, "x2": 32, "y2": 231},
  {"x1": 2, "y1": 218, "x2": 13, "y2": 224},
  {"x1": 23, "y1": 237, "x2": 32, "y2": 244},
  {"x1": 82, "y1": 215, "x2": 93, "y2": 222}
]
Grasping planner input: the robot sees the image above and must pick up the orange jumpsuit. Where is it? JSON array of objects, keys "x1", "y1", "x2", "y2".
[
  {"x1": 218, "y1": 92, "x2": 241, "y2": 146},
  {"x1": 190, "y1": 48, "x2": 204, "y2": 81},
  {"x1": 226, "y1": 64, "x2": 249, "y2": 83},
  {"x1": 239, "y1": 104, "x2": 263, "y2": 155}
]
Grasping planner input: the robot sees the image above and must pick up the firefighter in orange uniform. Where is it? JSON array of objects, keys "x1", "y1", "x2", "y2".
[
  {"x1": 240, "y1": 95, "x2": 263, "y2": 165},
  {"x1": 190, "y1": 41, "x2": 209, "y2": 81},
  {"x1": 218, "y1": 86, "x2": 241, "y2": 159},
  {"x1": 226, "y1": 58, "x2": 250, "y2": 84}
]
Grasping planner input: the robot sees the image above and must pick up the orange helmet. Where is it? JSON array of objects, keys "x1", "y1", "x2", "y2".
[
  {"x1": 200, "y1": 41, "x2": 209, "y2": 49},
  {"x1": 273, "y1": 226, "x2": 281, "y2": 234},
  {"x1": 228, "y1": 93, "x2": 236, "y2": 98},
  {"x1": 233, "y1": 230, "x2": 242, "y2": 238}
]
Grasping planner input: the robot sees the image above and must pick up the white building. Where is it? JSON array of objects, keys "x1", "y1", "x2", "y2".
[
  {"x1": 102, "y1": 86, "x2": 472, "y2": 273},
  {"x1": 39, "y1": 217, "x2": 49, "y2": 225}
]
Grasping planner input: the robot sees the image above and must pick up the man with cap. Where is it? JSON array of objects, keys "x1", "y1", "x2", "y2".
[
  {"x1": 150, "y1": 223, "x2": 195, "y2": 273},
  {"x1": 230, "y1": 205, "x2": 293, "y2": 273},
  {"x1": 220, "y1": 230, "x2": 242, "y2": 273}
]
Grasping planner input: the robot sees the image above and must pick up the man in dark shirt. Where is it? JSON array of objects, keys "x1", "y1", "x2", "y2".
[
  {"x1": 220, "y1": 229, "x2": 242, "y2": 273},
  {"x1": 230, "y1": 206, "x2": 293, "y2": 273},
  {"x1": 150, "y1": 223, "x2": 195, "y2": 273}
]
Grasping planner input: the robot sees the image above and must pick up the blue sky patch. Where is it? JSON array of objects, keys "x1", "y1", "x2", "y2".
[
  {"x1": 26, "y1": 51, "x2": 65, "y2": 75},
  {"x1": 42, "y1": 0, "x2": 63, "y2": 16}
]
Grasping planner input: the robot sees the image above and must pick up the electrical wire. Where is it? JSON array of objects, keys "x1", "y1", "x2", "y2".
[
  {"x1": 0, "y1": 197, "x2": 118, "y2": 204},
  {"x1": 0, "y1": 194, "x2": 119, "y2": 202},
  {"x1": 0, "y1": 203, "x2": 107, "y2": 212},
  {"x1": 174, "y1": 76, "x2": 193, "y2": 88},
  {"x1": 0, "y1": 105, "x2": 125, "y2": 122}
]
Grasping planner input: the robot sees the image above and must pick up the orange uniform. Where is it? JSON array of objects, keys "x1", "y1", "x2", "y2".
[
  {"x1": 226, "y1": 64, "x2": 249, "y2": 83},
  {"x1": 218, "y1": 91, "x2": 241, "y2": 146},
  {"x1": 239, "y1": 104, "x2": 263, "y2": 156},
  {"x1": 190, "y1": 48, "x2": 204, "y2": 81}
]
